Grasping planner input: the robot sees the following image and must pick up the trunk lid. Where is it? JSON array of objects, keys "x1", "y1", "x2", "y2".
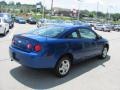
[{"x1": 12, "y1": 34, "x2": 47, "y2": 52}]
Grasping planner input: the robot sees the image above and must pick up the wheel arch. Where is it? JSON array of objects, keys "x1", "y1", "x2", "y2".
[
  {"x1": 104, "y1": 44, "x2": 109, "y2": 51},
  {"x1": 55, "y1": 53, "x2": 74, "y2": 67}
]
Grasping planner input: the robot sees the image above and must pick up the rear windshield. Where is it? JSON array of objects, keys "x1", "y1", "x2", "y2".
[{"x1": 30, "y1": 26, "x2": 65, "y2": 37}]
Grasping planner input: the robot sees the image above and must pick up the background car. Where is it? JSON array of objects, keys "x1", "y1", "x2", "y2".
[
  {"x1": 37, "y1": 19, "x2": 64, "y2": 28},
  {"x1": 95, "y1": 24, "x2": 111, "y2": 32},
  {"x1": 114, "y1": 25, "x2": 120, "y2": 31},
  {"x1": 72, "y1": 20, "x2": 82, "y2": 25},
  {"x1": 64, "y1": 20, "x2": 73, "y2": 25},
  {"x1": 0, "y1": 13, "x2": 14, "y2": 29},
  {"x1": 27, "y1": 17, "x2": 37, "y2": 24},
  {"x1": 9, "y1": 25, "x2": 109, "y2": 77},
  {"x1": 15, "y1": 17, "x2": 26, "y2": 24},
  {"x1": 0, "y1": 17, "x2": 9, "y2": 36}
]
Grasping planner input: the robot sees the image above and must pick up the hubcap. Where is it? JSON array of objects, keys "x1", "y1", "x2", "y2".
[
  {"x1": 102, "y1": 48, "x2": 108, "y2": 58},
  {"x1": 59, "y1": 60, "x2": 70, "y2": 75}
]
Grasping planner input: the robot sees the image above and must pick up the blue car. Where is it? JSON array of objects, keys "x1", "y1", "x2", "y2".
[
  {"x1": 15, "y1": 17, "x2": 26, "y2": 24},
  {"x1": 9, "y1": 25, "x2": 109, "y2": 77}
]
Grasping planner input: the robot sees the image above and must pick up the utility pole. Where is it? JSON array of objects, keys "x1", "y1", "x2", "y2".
[
  {"x1": 77, "y1": 0, "x2": 81, "y2": 20},
  {"x1": 42, "y1": 0, "x2": 45, "y2": 19},
  {"x1": 96, "y1": 1, "x2": 99, "y2": 20},
  {"x1": 50, "y1": 0, "x2": 53, "y2": 19}
]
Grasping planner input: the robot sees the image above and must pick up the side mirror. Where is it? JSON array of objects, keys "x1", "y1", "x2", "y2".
[{"x1": 96, "y1": 35, "x2": 102, "y2": 40}]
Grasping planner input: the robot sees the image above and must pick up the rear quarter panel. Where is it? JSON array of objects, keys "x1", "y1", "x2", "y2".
[{"x1": 46, "y1": 38, "x2": 72, "y2": 64}]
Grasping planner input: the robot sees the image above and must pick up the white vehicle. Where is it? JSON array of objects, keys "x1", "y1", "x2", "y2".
[
  {"x1": 114, "y1": 25, "x2": 120, "y2": 31},
  {"x1": 95, "y1": 24, "x2": 111, "y2": 32},
  {"x1": 0, "y1": 17, "x2": 9, "y2": 35}
]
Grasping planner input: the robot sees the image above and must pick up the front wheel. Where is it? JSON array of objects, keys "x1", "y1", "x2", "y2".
[
  {"x1": 54, "y1": 57, "x2": 71, "y2": 77},
  {"x1": 99, "y1": 47, "x2": 108, "y2": 59}
]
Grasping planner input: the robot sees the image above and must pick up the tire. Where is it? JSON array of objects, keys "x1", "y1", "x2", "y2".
[
  {"x1": 7, "y1": 28, "x2": 9, "y2": 33},
  {"x1": 3, "y1": 28, "x2": 7, "y2": 36},
  {"x1": 99, "y1": 46, "x2": 108, "y2": 59},
  {"x1": 54, "y1": 56, "x2": 72, "y2": 77},
  {"x1": 102, "y1": 28, "x2": 104, "y2": 31}
]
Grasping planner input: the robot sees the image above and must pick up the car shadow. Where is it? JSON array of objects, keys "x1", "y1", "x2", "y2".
[
  {"x1": 0, "y1": 34, "x2": 6, "y2": 38},
  {"x1": 10, "y1": 55, "x2": 110, "y2": 89}
]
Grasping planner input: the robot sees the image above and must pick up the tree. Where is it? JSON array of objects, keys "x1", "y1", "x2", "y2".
[
  {"x1": 16, "y1": 2, "x2": 21, "y2": 7},
  {"x1": 111, "y1": 13, "x2": 120, "y2": 21},
  {"x1": 0, "y1": 1, "x2": 7, "y2": 5},
  {"x1": 20, "y1": 9, "x2": 23, "y2": 13},
  {"x1": 97, "y1": 11, "x2": 105, "y2": 18},
  {"x1": 9, "y1": 1, "x2": 15, "y2": 6},
  {"x1": 80, "y1": 10, "x2": 89, "y2": 17}
]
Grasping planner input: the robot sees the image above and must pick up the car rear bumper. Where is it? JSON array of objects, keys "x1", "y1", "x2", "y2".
[
  {"x1": 9, "y1": 46, "x2": 56, "y2": 69},
  {"x1": 29, "y1": 22, "x2": 36, "y2": 24},
  {"x1": 19, "y1": 22, "x2": 26, "y2": 24}
]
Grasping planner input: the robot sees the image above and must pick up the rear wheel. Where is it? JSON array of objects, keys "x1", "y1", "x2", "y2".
[
  {"x1": 3, "y1": 28, "x2": 7, "y2": 36},
  {"x1": 102, "y1": 28, "x2": 104, "y2": 31},
  {"x1": 54, "y1": 56, "x2": 71, "y2": 77}
]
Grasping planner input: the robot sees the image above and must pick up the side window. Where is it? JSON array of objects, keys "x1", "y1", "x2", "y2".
[
  {"x1": 4, "y1": 19, "x2": 8, "y2": 23},
  {"x1": 66, "y1": 31, "x2": 79, "y2": 39},
  {"x1": 79, "y1": 28, "x2": 97, "y2": 39}
]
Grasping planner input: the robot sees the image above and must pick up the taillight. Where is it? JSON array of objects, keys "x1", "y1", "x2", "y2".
[{"x1": 34, "y1": 44, "x2": 42, "y2": 52}]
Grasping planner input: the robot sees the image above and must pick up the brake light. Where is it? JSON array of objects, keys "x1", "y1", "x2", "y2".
[{"x1": 34, "y1": 44, "x2": 42, "y2": 52}]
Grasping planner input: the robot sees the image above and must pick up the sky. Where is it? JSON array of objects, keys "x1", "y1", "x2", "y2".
[{"x1": 2, "y1": 0, "x2": 120, "y2": 13}]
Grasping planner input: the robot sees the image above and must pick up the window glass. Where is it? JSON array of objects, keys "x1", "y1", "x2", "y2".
[
  {"x1": 79, "y1": 29, "x2": 96, "y2": 39},
  {"x1": 67, "y1": 31, "x2": 79, "y2": 39},
  {"x1": 4, "y1": 19, "x2": 8, "y2": 23},
  {"x1": 30, "y1": 26, "x2": 65, "y2": 37}
]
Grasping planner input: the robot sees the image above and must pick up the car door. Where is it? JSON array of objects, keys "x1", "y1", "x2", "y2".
[
  {"x1": 78, "y1": 28, "x2": 98, "y2": 58},
  {"x1": 65, "y1": 30, "x2": 87, "y2": 61}
]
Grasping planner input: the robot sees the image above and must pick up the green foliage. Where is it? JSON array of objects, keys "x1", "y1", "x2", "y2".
[
  {"x1": 1, "y1": 0, "x2": 120, "y2": 22},
  {"x1": 16, "y1": 2, "x2": 21, "y2": 7},
  {"x1": 0, "y1": 1, "x2": 7, "y2": 5}
]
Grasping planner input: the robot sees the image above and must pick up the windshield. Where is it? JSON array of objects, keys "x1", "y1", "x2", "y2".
[
  {"x1": 19, "y1": 17, "x2": 25, "y2": 20},
  {"x1": 30, "y1": 26, "x2": 65, "y2": 37}
]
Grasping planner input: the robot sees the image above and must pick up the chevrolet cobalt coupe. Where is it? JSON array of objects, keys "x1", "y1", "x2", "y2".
[{"x1": 9, "y1": 25, "x2": 109, "y2": 77}]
